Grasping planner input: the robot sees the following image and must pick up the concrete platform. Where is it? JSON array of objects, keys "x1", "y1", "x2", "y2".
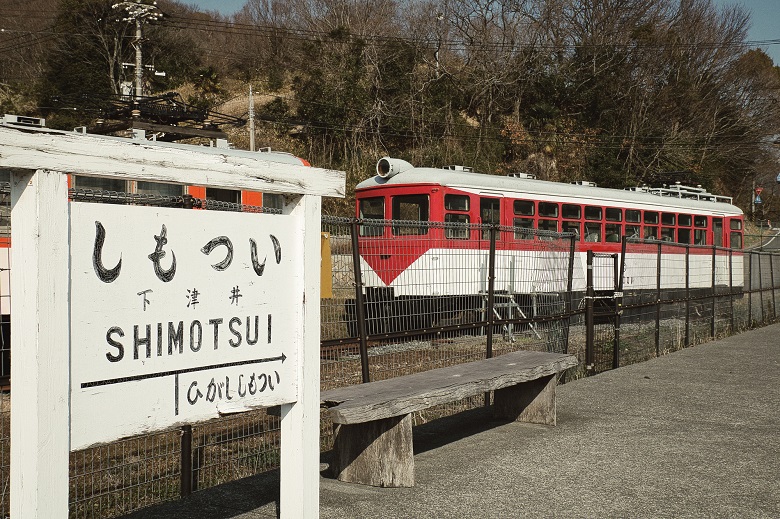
[{"x1": 122, "y1": 323, "x2": 780, "y2": 518}]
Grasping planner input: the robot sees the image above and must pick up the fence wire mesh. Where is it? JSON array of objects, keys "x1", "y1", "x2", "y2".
[{"x1": 0, "y1": 186, "x2": 776, "y2": 518}]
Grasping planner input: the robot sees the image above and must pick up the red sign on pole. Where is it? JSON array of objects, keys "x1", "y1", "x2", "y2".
[{"x1": 756, "y1": 187, "x2": 764, "y2": 195}]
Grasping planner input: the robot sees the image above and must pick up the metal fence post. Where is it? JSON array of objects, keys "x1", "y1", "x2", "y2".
[
  {"x1": 711, "y1": 245, "x2": 716, "y2": 338},
  {"x1": 771, "y1": 252, "x2": 777, "y2": 320},
  {"x1": 585, "y1": 250, "x2": 595, "y2": 374},
  {"x1": 729, "y1": 249, "x2": 734, "y2": 333},
  {"x1": 565, "y1": 234, "x2": 576, "y2": 355},
  {"x1": 685, "y1": 245, "x2": 690, "y2": 348},
  {"x1": 748, "y1": 251, "x2": 753, "y2": 327},
  {"x1": 350, "y1": 220, "x2": 371, "y2": 383},
  {"x1": 655, "y1": 242, "x2": 661, "y2": 357},
  {"x1": 612, "y1": 253, "x2": 620, "y2": 370},
  {"x1": 485, "y1": 225, "x2": 498, "y2": 406},
  {"x1": 180, "y1": 425, "x2": 193, "y2": 497},
  {"x1": 758, "y1": 251, "x2": 765, "y2": 325},
  {"x1": 486, "y1": 225, "x2": 497, "y2": 360}
]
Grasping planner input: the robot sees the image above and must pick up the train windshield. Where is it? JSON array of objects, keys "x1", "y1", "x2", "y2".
[
  {"x1": 359, "y1": 197, "x2": 385, "y2": 237},
  {"x1": 392, "y1": 194, "x2": 429, "y2": 235}
]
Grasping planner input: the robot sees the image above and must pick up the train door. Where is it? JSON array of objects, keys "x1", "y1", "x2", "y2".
[
  {"x1": 713, "y1": 217, "x2": 723, "y2": 247},
  {"x1": 480, "y1": 196, "x2": 501, "y2": 240}
]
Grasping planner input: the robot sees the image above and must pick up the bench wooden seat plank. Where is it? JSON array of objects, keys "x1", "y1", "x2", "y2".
[{"x1": 322, "y1": 350, "x2": 577, "y2": 487}]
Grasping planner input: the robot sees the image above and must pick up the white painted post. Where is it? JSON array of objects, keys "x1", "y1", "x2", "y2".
[
  {"x1": 10, "y1": 169, "x2": 70, "y2": 517},
  {"x1": 280, "y1": 194, "x2": 322, "y2": 518}
]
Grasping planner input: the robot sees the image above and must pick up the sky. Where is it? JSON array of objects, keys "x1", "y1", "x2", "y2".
[{"x1": 181, "y1": 0, "x2": 780, "y2": 64}]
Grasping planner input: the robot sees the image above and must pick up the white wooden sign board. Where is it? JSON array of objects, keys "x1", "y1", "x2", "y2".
[{"x1": 70, "y1": 202, "x2": 301, "y2": 449}]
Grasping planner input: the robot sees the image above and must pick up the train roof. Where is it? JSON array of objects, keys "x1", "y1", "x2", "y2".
[{"x1": 356, "y1": 166, "x2": 743, "y2": 216}]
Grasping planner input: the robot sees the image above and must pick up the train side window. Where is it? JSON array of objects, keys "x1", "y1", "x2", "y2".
[
  {"x1": 445, "y1": 194, "x2": 470, "y2": 211},
  {"x1": 392, "y1": 194, "x2": 429, "y2": 235},
  {"x1": 730, "y1": 219, "x2": 742, "y2": 230},
  {"x1": 445, "y1": 213, "x2": 470, "y2": 239},
  {"x1": 644, "y1": 226, "x2": 658, "y2": 240},
  {"x1": 514, "y1": 218, "x2": 535, "y2": 239},
  {"x1": 730, "y1": 232, "x2": 743, "y2": 249},
  {"x1": 661, "y1": 213, "x2": 675, "y2": 226},
  {"x1": 605, "y1": 224, "x2": 621, "y2": 243},
  {"x1": 626, "y1": 210, "x2": 641, "y2": 223},
  {"x1": 562, "y1": 204, "x2": 581, "y2": 219},
  {"x1": 584, "y1": 223, "x2": 601, "y2": 242},
  {"x1": 626, "y1": 225, "x2": 641, "y2": 239},
  {"x1": 678, "y1": 228, "x2": 691, "y2": 244},
  {"x1": 538, "y1": 219, "x2": 558, "y2": 234},
  {"x1": 660, "y1": 227, "x2": 674, "y2": 241},
  {"x1": 694, "y1": 229, "x2": 707, "y2": 245},
  {"x1": 514, "y1": 200, "x2": 535, "y2": 216},
  {"x1": 359, "y1": 197, "x2": 385, "y2": 236},
  {"x1": 562, "y1": 221, "x2": 580, "y2": 240},
  {"x1": 679, "y1": 214, "x2": 692, "y2": 227},
  {"x1": 538, "y1": 202, "x2": 558, "y2": 218},
  {"x1": 694, "y1": 215, "x2": 707, "y2": 227},
  {"x1": 606, "y1": 208, "x2": 622, "y2": 222},
  {"x1": 74, "y1": 175, "x2": 128, "y2": 193},
  {"x1": 207, "y1": 188, "x2": 241, "y2": 204},
  {"x1": 137, "y1": 181, "x2": 185, "y2": 197},
  {"x1": 644, "y1": 211, "x2": 659, "y2": 225},
  {"x1": 584, "y1": 206, "x2": 602, "y2": 221},
  {"x1": 263, "y1": 194, "x2": 285, "y2": 210}
]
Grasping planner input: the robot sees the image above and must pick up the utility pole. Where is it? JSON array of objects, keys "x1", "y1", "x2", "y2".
[
  {"x1": 113, "y1": 1, "x2": 162, "y2": 114},
  {"x1": 249, "y1": 85, "x2": 255, "y2": 152}
]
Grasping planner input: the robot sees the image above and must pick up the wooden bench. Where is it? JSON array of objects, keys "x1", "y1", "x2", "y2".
[{"x1": 321, "y1": 349, "x2": 578, "y2": 487}]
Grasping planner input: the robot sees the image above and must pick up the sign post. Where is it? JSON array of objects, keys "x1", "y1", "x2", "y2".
[{"x1": 1, "y1": 125, "x2": 344, "y2": 518}]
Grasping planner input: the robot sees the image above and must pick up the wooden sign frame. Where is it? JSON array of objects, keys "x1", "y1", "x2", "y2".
[{"x1": 0, "y1": 125, "x2": 344, "y2": 518}]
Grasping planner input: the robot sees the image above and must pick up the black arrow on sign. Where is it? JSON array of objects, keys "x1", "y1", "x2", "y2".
[{"x1": 81, "y1": 353, "x2": 287, "y2": 388}]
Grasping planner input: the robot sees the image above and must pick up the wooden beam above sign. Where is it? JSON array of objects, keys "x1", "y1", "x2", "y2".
[{"x1": 0, "y1": 126, "x2": 345, "y2": 198}]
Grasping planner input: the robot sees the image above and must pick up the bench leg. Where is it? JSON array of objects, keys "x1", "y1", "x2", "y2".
[
  {"x1": 493, "y1": 374, "x2": 557, "y2": 425},
  {"x1": 330, "y1": 413, "x2": 415, "y2": 487}
]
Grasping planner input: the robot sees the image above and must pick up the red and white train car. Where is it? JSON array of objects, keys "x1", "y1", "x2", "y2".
[{"x1": 353, "y1": 157, "x2": 744, "y2": 324}]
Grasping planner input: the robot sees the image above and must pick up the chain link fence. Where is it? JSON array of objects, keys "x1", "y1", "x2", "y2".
[{"x1": 0, "y1": 189, "x2": 777, "y2": 518}]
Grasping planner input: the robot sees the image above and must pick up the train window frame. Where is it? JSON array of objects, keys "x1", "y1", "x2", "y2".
[
  {"x1": 392, "y1": 194, "x2": 430, "y2": 236},
  {"x1": 359, "y1": 197, "x2": 386, "y2": 237},
  {"x1": 626, "y1": 225, "x2": 641, "y2": 239},
  {"x1": 694, "y1": 215, "x2": 707, "y2": 228},
  {"x1": 694, "y1": 229, "x2": 706, "y2": 245},
  {"x1": 445, "y1": 213, "x2": 470, "y2": 239},
  {"x1": 584, "y1": 206, "x2": 602, "y2": 221},
  {"x1": 678, "y1": 228, "x2": 691, "y2": 244},
  {"x1": 644, "y1": 211, "x2": 659, "y2": 225},
  {"x1": 660, "y1": 227, "x2": 674, "y2": 242},
  {"x1": 730, "y1": 232, "x2": 743, "y2": 249},
  {"x1": 605, "y1": 208, "x2": 622, "y2": 222},
  {"x1": 644, "y1": 226, "x2": 658, "y2": 240},
  {"x1": 74, "y1": 175, "x2": 128, "y2": 193},
  {"x1": 584, "y1": 222, "x2": 601, "y2": 242},
  {"x1": 730, "y1": 219, "x2": 742, "y2": 230},
  {"x1": 661, "y1": 213, "x2": 675, "y2": 226},
  {"x1": 679, "y1": 214, "x2": 692, "y2": 227},
  {"x1": 605, "y1": 223, "x2": 621, "y2": 243},
  {"x1": 562, "y1": 204, "x2": 581, "y2": 219},
  {"x1": 513, "y1": 218, "x2": 534, "y2": 240},
  {"x1": 538, "y1": 219, "x2": 558, "y2": 233},
  {"x1": 538, "y1": 202, "x2": 558, "y2": 218},
  {"x1": 445, "y1": 194, "x2": 470, "y2": 212},
  {"x1": 562, "y1": 221, "x2": 580, "y2": 240},
  {"x1": 514, "y1": 200, "x2": 535, "y2": 216},
  {"x1": 626, "y1": 210, "x2": 641, "y2": 223}
]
